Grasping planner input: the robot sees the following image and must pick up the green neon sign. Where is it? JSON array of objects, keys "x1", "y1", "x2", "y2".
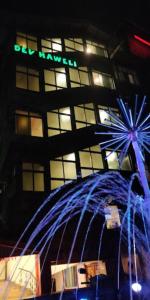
[{"x1": 14, "y1": 44, "x2": 78, "y2": 68}]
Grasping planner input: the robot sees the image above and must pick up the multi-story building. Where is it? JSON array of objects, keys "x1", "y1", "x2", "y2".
[{"x1": 0, "y1": 10, "x2": 149, "y2": 299}]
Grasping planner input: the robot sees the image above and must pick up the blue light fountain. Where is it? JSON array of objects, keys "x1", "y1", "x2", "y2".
[{"x1": 1, "y1": 95, "x2": 150, "y2": 300}]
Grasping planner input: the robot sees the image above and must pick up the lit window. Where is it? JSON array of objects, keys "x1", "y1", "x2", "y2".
[
  {"x1": 50, "y1": 153, "x2": 77, "y2": 190},
  {"x1": 69, "y1": 67, "x2": 90, "y2": 87},
  {"x1": 22, "y1": 163, "x2": 44, "y2": 191},
  {"x1": 79, "y1": 145, "x2": 104, "y2": 178},
  {"x1": 47, "y1": 107, "x2": 71, "y2": 136},
  {"x1": 74, "y1": 103, "x2": 96, "y2": 129},
  {"x1": 98, "y1": 105, "x2": 119, "y2": 125},
  {"x1": 41, "y1": 38, "x2": 62, "y2": 53},
  {"x1": 44, "y1": 68, "x2": 67, "y2": 91},
  {"x1": 92, "y1": 71, "x2": 115, "y2": 89},
  {"x1": 106, "y1": 150, "x2": 132, "y2": 170},
  {"x1": 16, "y1": 65, "x2": 39, "y2": 92},
  {"x1": 16, "y1": 32, "x2": 37, "y2": 50},
  {"x1": 86, "y1": 40, "x2": 108, "y2": 57},
  {"x1": 15, "y1": 110, "x2": 43, "y2": 137},
  {"x1": 64, "y1": 38, "x2": 84, "y2": 52}
]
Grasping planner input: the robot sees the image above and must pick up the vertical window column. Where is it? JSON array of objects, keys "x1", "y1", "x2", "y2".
[
  {"x1": 16, "y1": 65, "x2": 40, "y2": 92},
  {"x1": 47, "y1": 107, "x2": 72, "y2": 136},
  {"x1": 50, "y1": 153, "x2": 77, "y2": 190},
  {"x1": 22, "y1": 163, "x2": 45, "y2": 191},
  {"x1": 74, "y1": 103, "x2": 96, "y2": 129},
  {"x1": 44, "y1": 68, "x2": 67, "y2": 91},
  {"x1": 79, "y1": 145, "x2": 104, "y2": 178},
  {"x1": 15, "y1": 110, "x2": 43, "y2": 137}
]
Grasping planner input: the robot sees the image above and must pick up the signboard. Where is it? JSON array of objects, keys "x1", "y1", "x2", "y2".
[{"x1": 14, "y1": 44, "x2": 78, "y2": 68}]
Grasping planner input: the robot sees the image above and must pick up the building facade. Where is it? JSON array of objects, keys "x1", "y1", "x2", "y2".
[{"x1": 0, "y1": 10, "x2": 149, "y2": 298}]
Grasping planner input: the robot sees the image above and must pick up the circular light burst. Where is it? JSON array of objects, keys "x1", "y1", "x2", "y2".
[{"x1": 96, "y1": 95, "x2": 150, "y2": 168}]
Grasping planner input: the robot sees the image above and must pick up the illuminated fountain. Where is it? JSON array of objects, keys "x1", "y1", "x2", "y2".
[{"x1": 1, "y1": 96, "x2": 150, "y2": 300}]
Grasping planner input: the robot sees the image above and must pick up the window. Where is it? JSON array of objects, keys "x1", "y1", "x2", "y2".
[
  {"x1": 117, "y1": 66, "x2": 139, "y2": 85},
  {"x1": 15, "y1": 110, "x2": 43, "y2": 137},
  {"x1": 98, "y1": 105, "x2": 119, "y2": 125},
  {"x1": 92, "y1": 71, "x2": 115, "y2": 89},
  {"x1": 47, "y1": 107, "x2": 71, "y2": 136},
  {"x1": 50, "y1": 153, "x2": 77, "y2": 190},
  {"x1": 22, "y1": 163, "x2": 44, "y2": 191},
  {"x1": 44, "y1": 68, "x2": 67, "y2": 91},
  {"x1": 106, "y1": 150, "x2": 132, "y2": 170},
  {"x1": 79, "y1": 145, "x2": 104, "y2": 178},
  {"x1": 69, "y1": 67, "x2": 90, "y2": 87},
  {"x1": 86, "y1": 40, "x2": 108, "y2": 57},
  {"x1": 16, "y1": 65, "x2": 40, "y2": 92},
  {"x1": 16, "y1": 32, "x2": 37, "y2": 50},
  {"x1": 64, "y1": 38, "x2": 84, "y2": 52},
  {"x1": 74, "y1": 103, "x2": 96, "y2": 129},
  {"x1": 41, "y1": 38, "x2": 62, "y2": 52}
]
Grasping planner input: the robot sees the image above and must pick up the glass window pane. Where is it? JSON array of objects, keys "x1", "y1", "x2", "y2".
[
  {"x1": 93, "y1": 72, "x2": 103, "y2": 86},
  {"x1": 52, "y1": 38, "x2": 61, "y2": 44},
  {"x1": 28, "y1": 40, "x2": 37, "y2": 50},
  {"x1": 50, "y1": 161, "x2": 63, "y2": 178},
  {"x1": 90, "y1": 145, "x2": 101, "y2": 152},
  {"x1": 59, "y1": 107, "x2": 70, "y2": 115},
  {"x1": 34, "y1": 173, "x2": 44, "y2": 191},
  {"x1": 87, "y1": 44, "x2": 96, "y2": 54},
  {"x1": 80, "y1": 72, "x2": 89, "y2": 85},
  {"x1": 60, "y1": 115, "x2": 71, "y2": 130},
  {"x1": 28, "y1": 76, "x2": 39, "y2": 92},
  {"x1": 74, "y1": 107, "x2": 86, "y2": 122},
  {"x1": 70, "y1": 82, "x2": 81, "y2": 88},
  {"x1": 52, "y1": 43, "x2": 62, "y2": 52},
  {"x1": 23, "y1": 172, "x2": 33, "y2": 191},
  {"x1": 75, "y1": 43, "x2": 83, "y2": 51},
  {"x1": 69, "y1": 69, "x2": 80, "y2": 82},
  {"x1": 121, "y1": 156, "x2": 131, "y2": 171},
  {"x1": 81, "y1": 169, "x2": 93, "y2": 178},
  {"x1": 16, "y1": 73, "x2": 27, "y2": 89},
  {"x1": 79, "y1": 152, "x2": 92, "y2": 168},
  {"x1": 85, "y1": 103, "x2": 94, "y2": 109},
  {"x1": 99, "y1": 109, "x2": 110, "y2": 124},
  {"x1": 65, "y1": 39, "x2": 74, "y2": 48},
  {"x1": 47, "y1": 112, "x2": 59, "y2": 128},
  {"x1": 106, "y1": 151, "x2": 119, "y2": 169},
  {"x1": 64, "y1": 162, "x2": 76, "y2": 179},
  {"x1": 56, "y1": 73, "x2": 67, "y2": 87},
  {"x1": 45, "y1": 85, "x2": 56, "y2": 91},
  {"x1": 51, "y1": 180, "x2": 64, "y2": 190},
  {"x1": 48, "y1": 129, "x2": 60, "y2": 136},
  {"x1": 85, "y1": 110, "x2": 96, "y2": 124},
  {"x1": 44, "y1": 70, "x2": 55, "y2": 85},
  {"x1": 91, "y1": 153, "x2": 104, "y2": 168},
  {"x1": 16, "y1": 116, "x2": 28, "y2": 135},
  {"x1": 31, "y1": 117, "x2": 43, "y2": 137},
  {"x1": 76, "y1": 122, "x2": 86, "y2": 129},
  {"x1": 42, "y1": 39, "x2": 51, "y2": 48},
  {"x1": 63, "y1": 153, "x2": 75, "y2": 161}
]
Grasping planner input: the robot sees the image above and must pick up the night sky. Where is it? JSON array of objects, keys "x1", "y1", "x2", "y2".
[{"x1": 0, "y1": 0, "x2": 150, "y2": 33}]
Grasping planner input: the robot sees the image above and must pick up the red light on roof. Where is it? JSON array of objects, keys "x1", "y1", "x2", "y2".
[{"x1": 134, "y1": 35, "x2": 150, "y2": 47}]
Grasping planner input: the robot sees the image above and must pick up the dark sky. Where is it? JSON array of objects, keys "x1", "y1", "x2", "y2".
[{"x1": 1, "y1": 0, "x2": 150, "y2": 33}]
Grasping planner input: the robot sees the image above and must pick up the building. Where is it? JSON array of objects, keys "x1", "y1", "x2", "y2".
[{"x1": 0, "y1": 10, "x2": 149, "y2": 299}]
